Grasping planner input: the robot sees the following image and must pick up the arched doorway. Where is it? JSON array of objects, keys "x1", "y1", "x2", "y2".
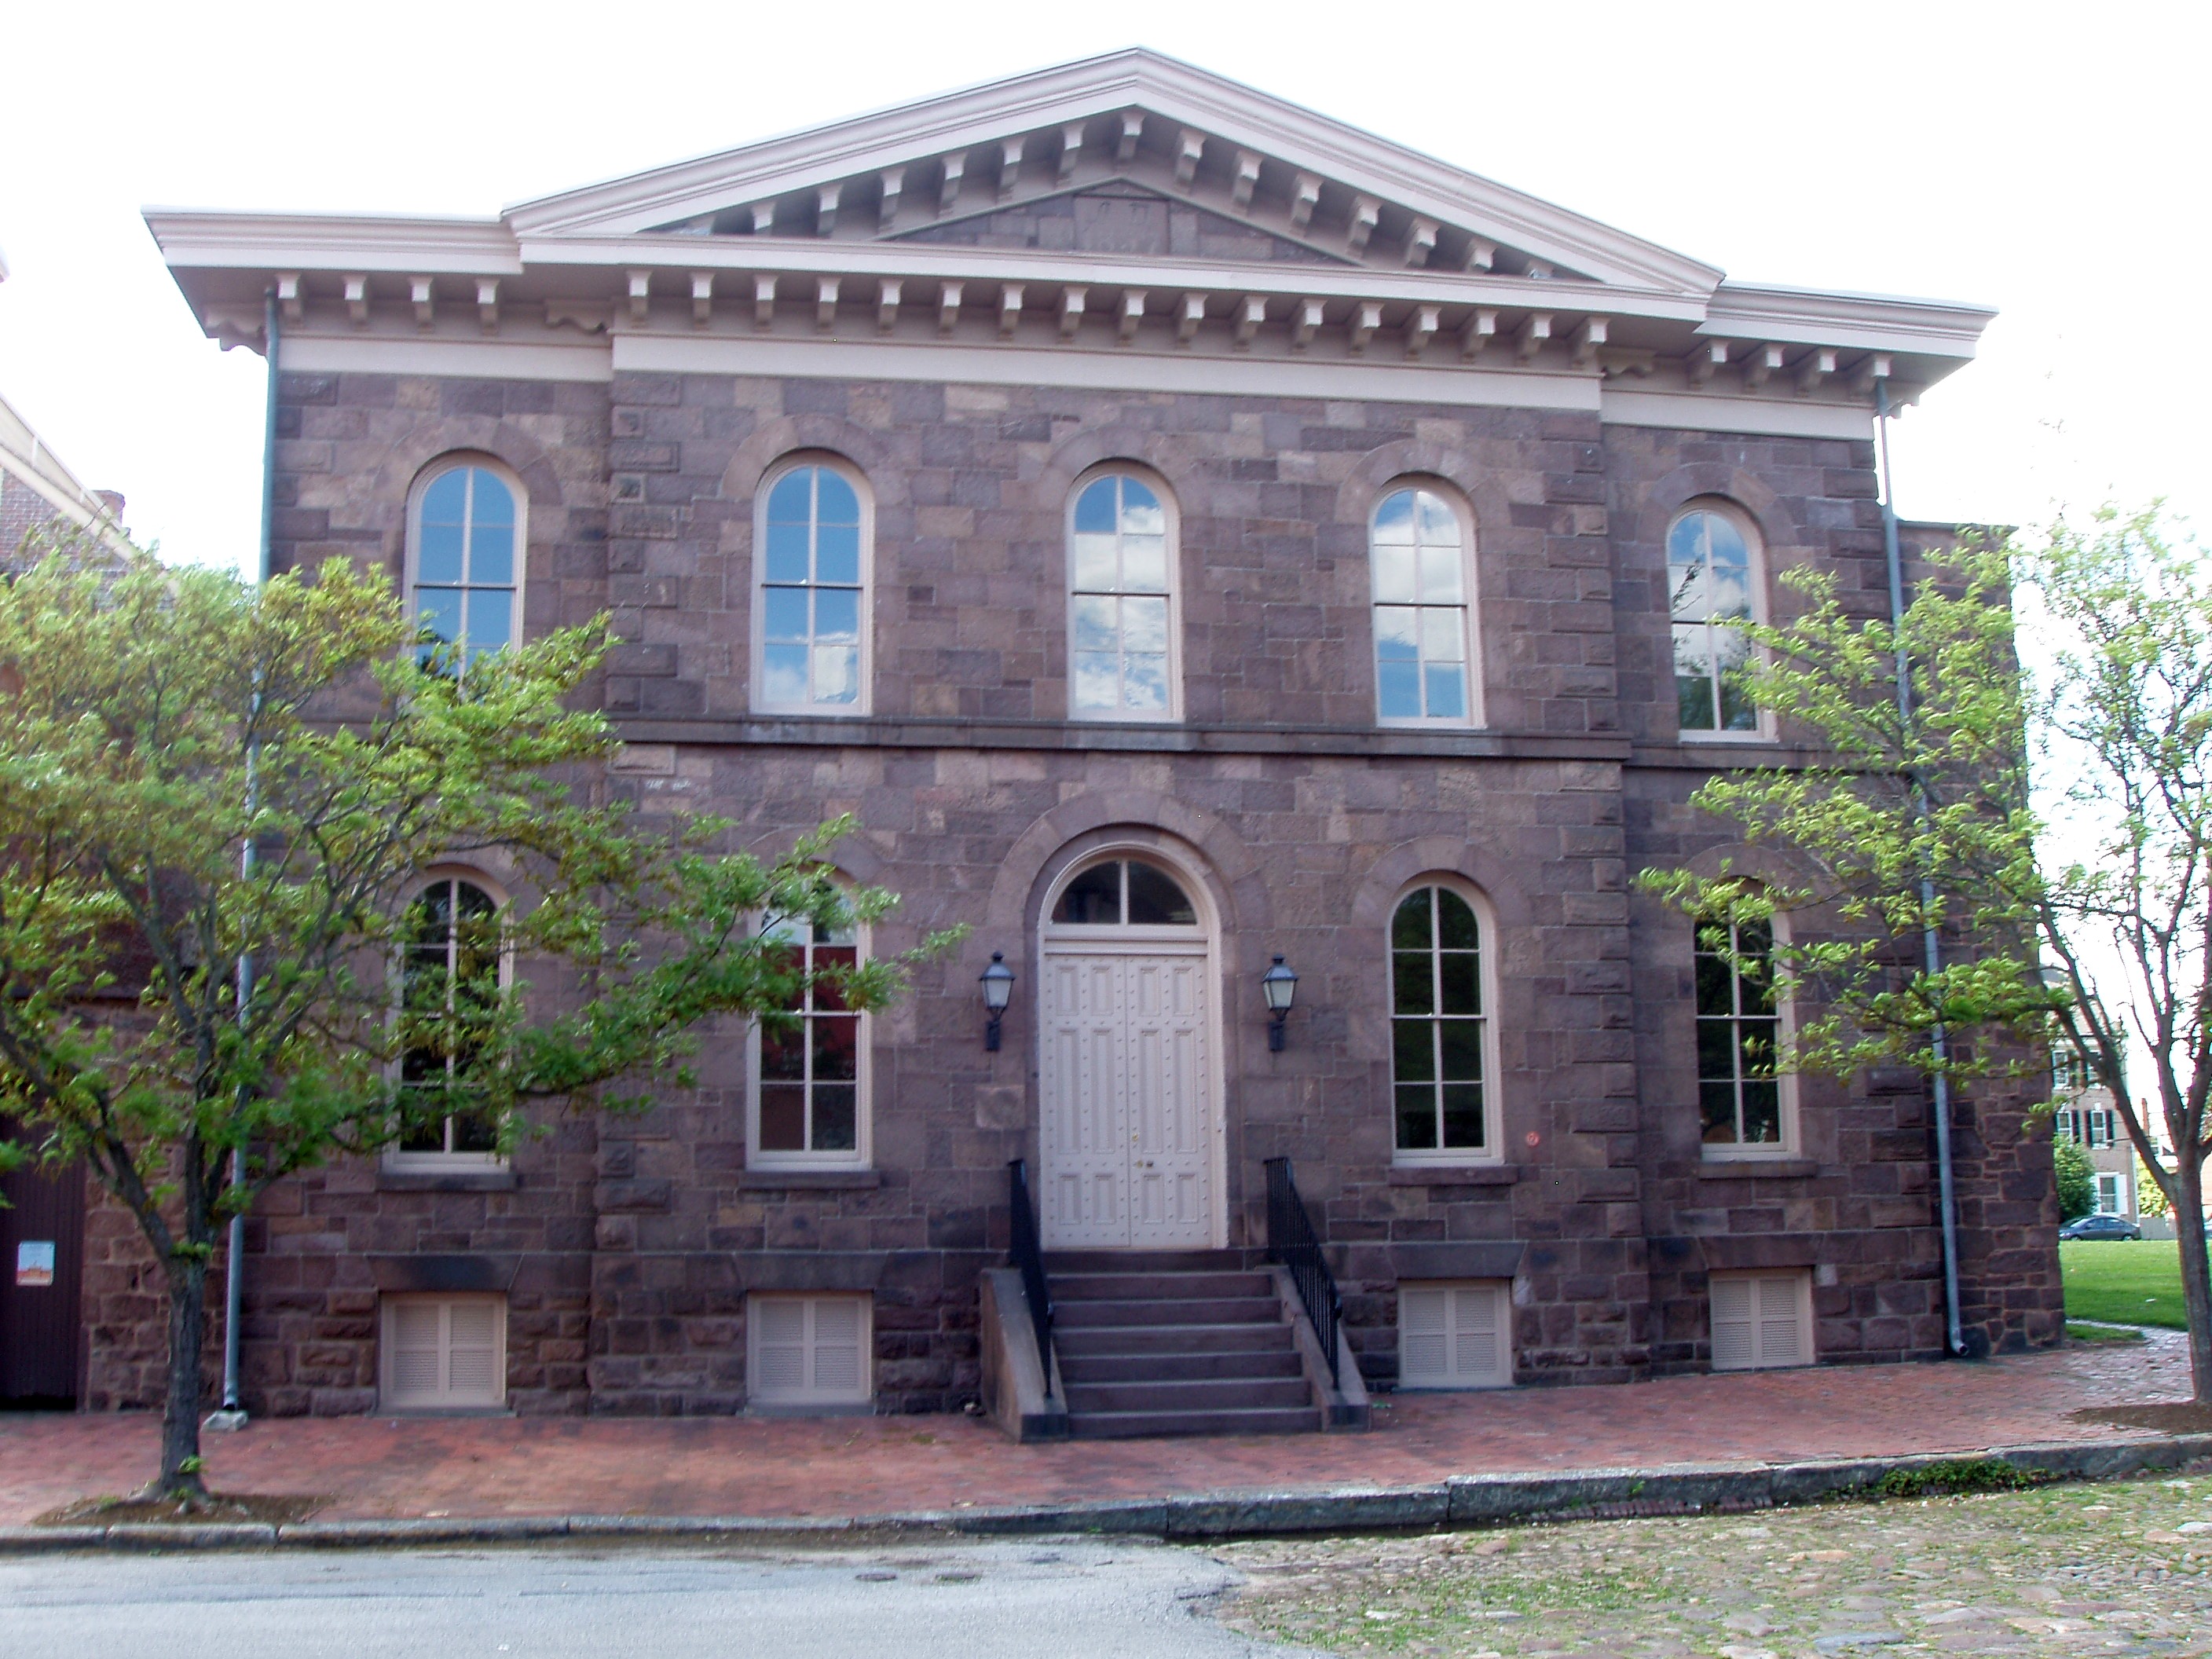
[{"x1": 1038, "y1": 853, "x2": 1221, "y2": 1249}]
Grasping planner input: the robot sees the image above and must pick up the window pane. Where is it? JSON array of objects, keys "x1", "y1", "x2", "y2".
[
  {"x1": 1395, "y1": 1084, "x2": 1438, "y2": 1150},
  {"x1": 1669, "y1": 558, "x2": 1708, "y2": 623},
  {"x1": 1072, "y1": 652, "x2": 1119, "y2": 711},
  {"x1": 812, "y1": 645, "x2": 860, "y2": 704},
  {"x1": 1377, "y1": 659, "x2": 1420, "y2": 719},
  {"x1": 418, "y1": 522, "x2": 465, "y2": 585},
  {"x1": 1374, "y1": 606, "x2": 1419, "y2": 660},
  {"x1": 1704, "y1": 512, "x2": 1748, "y2": 572},
  {"x1": 812, "y1": 586, "x2": 860, "y2": 643},
  {"x1": 1122, "y1": 654, "x2": 1169, "y2": 712},
  {"x1": 1119, "y1": 478, "x2": 1164, "y2": 537},
  {"x1": 1120, "y1": 535, "x2": 1169, "y2": 593},
  {"x1": 1122, "y1": 595, "x2": 1168, "y2": 654},
  {"x1": 761, "y1": 643, "x2": 808, "y2": 704},
  {"x1": 813, "y1": 1013, "x2": 859, "y2": 1082},
  {"x1": 764, "y1": 522, "x2": 811, "y2": 585},
  {"x1": 471, "y1": 471, "x2": 515, "y2": 525},
  {"x1": 1393, "y1": 1019, "x2": 1436, "y2": 1082},
  {"x1": 422, "y1": 470, "x2": 469, "y2": 526},
  {"x1": 1700, "y1": 1081, "x2": 1740, "y2": 1142},
  {"x1": 1125, "y1": 861, "x2": 1196, "y2": 925},
  {"x1": 1437, "y1": 952, "x2": 1479, "y2": 1016},
  {"x1": 1437, "y1": 1017, "x2": 1485, "y2": 1082},
  {"x1": 1708, "y1": 561, "x2": 1750, "y2": 621},
  {"x1": 1419, "y1": 607, "x2": 1467, "y2": 664},
  {"x1": 464, "y1": 590, "x2": 511, "y2": 650},
  {"x1": 811, "y1": 1085, "x2": 859, "y2": 1152},
  {"x1": 1666, "y1": 513, "x2": 1708, "y2": 571},
  {"x1": 1372, "y1": 490, "x2": 1416, "y2": 546},
  {"x1": 416, "y1": 588, "x2": 461, "y2": 643},
  {"x1": 1738, "y1": 1016, "x2": 1779, "y2": 1078},
  {"x1": 760, "y1": 1022, "x2": 806, "y2": 1082},
  {"x1": 1053, "y1": 862, "x2": 1122, "y2": 925},
  {"x1": 1071, "y1": 533, "x2": 1119, "y2": 591},
  {"x1": 1372, "y1": 544, "x2": 1416, "y2": 605},
  {"x1": 1393, "y1": 892, "x2": 1433, "y2": 950},
  {"x1": 815, "y1": 522, "x2": 861, "y2": 586},
  {"x1": 1393, "y1": 951, "x2": 1434, "y2": 1016},
  {"x1": 1071, "y1": 595, "x2": 1119, "y2": 653},
  {"x1": 763, "y1": 587, "x2": 811, "y2": 643},
  {"x1": 1694, "y1": 950, "x2": 1734, "y2": 1017},
  {"x1": 1677, "y1": 669, "x2": 1717, "y2": 732},
  {"x1": 766, "y1": 470, "x2": 814, "y2": 524},
  {"x1": 1073, "y1": 478, "x2": 1117, "y2": 535},
  {"x1": 1741, "y1": 1080, "x2": 1781, "y2": 1144},
  {"x1": 759, "y1": 1084, "x2": 806, "y2": 1151},
  {"x1": 1696, "y1": 1018, "x2": 1736, "y2": 1082},
  {"x1": 451, "y1": 1111, "x2": 499, "y2": 1154},
  {"x1": 1423, "y1": 663, "x2": 1467, "y2": 721},
  {"x1": 1435, "y1": 891, "x2": 1478, "y2": 950},
  {"x1": 815, "y1": 470, "x2": 860, "y2": 525},
  {"x1": 1417, "y1": 542, "x2": 1463, "y2": 604},
  {"x1": 1415, "y1": 491, "x2": 1459, "y2": 545},
  {"x1": 1441, "y1": 1083, "x2": 1485, "y2": 1148},
  {"x1": 469, "y1": 523, "x2": 513, "y2": 587}
]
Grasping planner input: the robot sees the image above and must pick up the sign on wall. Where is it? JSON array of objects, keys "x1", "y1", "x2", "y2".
[{"x1": 14, "y1": 1240, "x2": 54, "y2": 1287}]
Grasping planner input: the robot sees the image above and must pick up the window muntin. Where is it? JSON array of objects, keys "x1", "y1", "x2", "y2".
[
  {"x1": 1371, "y1": 487, "x2": 1474, "y2": 725},
  {"x1": 758, "y1": 463, "x2": 867, "y2": 712},
  {"x1": 413, "y1": 465, "x2": 518, "y2": 667},
  {"x1": 1048, "y1": 858, "x2": 1199, "y2": 928},
  {"x1": 1068, "y1": 473, "x2": 1176, "y2": 720},
  {"x1": 1390, "y1": 886, "x2": 1490, "y2": 1158},
  {"x1": 1696, "y1": 915, "x2": 1782, "y2": 1147},
  {"x1": 753, "y1": 914, "x2": 864, "y2": 1162},
  {"x1": 395, "y1": 875, "x2": 504, "y2": 1160},
  {"x1": 1669, "y1": 507, "x2": 1759, "y2": 734}
]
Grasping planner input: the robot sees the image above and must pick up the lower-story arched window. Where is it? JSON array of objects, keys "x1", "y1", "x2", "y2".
[
  {"x1": 751, "y1": 913, "x2": 866, "y2": 1165},
  {"x1": 394, "y1": 873, "x2": 505, "y2": 1163},
  {"x1": 1390, "y1": 884, "x2": 1492, "y2": 1159}
]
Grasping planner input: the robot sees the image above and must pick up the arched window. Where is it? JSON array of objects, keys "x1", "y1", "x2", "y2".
[
  {"x1": 751, "y1": 911, "x2": 867, "y2": 1165},
  {"x1": 1695, "y1": 914, "x2": 1784, "y2": 1146},
  {"x1": 1068, "y1": 471, "x2": 1177, "y2": 721},
  {"x1": 756, "y1": 460, "x2": 870, "y2": 714},
  {"x1": 1669, "y1": 504, "x2": 1761, "y2": 734},
  {"x1": 410, "y1": 463, "x2": 520, "y2": 668},
  {"x1": 1390, "y1": 884, "x2": 1494, "y2": 1160},
  {"x1": 1370, "y1": 485, "x2": 1476, "y2": 725},
  {"x1": 1048, "y1": 857, "x2": 1199, "y2": 927},
  {"x1": 393, "y1": 873, "x2": 506, "y2": 1163}
]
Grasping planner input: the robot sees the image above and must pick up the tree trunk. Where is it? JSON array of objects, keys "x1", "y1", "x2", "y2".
[
  {"x1": 154, "y1": 1254, "x2": 211, "y2": 1503},
  {"x1": 2176, "y1": 1153, "x2": 2212, "y2": 1405}
]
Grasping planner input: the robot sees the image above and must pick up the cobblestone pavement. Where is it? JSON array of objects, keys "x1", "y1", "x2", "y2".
[
  {"x1": 1209, "y1": 1467, "x2": 2212, "y2": 1658},
  {"x1": 0, "y1": 1332, "x2": 2191, "y2": 1526}
]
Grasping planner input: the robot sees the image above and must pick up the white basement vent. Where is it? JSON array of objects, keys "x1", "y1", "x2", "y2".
[
  {"x1": 748, "y1": 1293, "x2": 873, "y2": 1408},
  {"x1": 1397, "y1": 1280, "x2": 1512, "y2": 1389},
  {"x1": 380, "y1": 1293, "x2": 506, "y2": 1410},
  {"x1": 1709, "y1": 1270, "x2": 1814, "y2": 1371}
]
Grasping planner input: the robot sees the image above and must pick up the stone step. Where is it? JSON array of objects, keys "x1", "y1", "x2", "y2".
[
  {"x1": 1053, "y1": 1295, "x2": 1284, "y2": 1329},
  {"x1": 1053, "y1": 1321, "x2": 1295, "y2": 1357},
  {"x1": 1052, "y1": 1270, "x2": 1276, "y2": 1302},
  {"x1": 1057, "y1": 1348, "x2": 1306, "y2": 1384},
  {"x1": 1045, "y1": 1249, "x2": 1257, "y2": 1274},
  {"x1": 1065, "y1": 1376, "x2": 1316, "y2": 1414},
  {"x1": 1067, "y1": 1405, "x2": 1322, "y2": 1440}
]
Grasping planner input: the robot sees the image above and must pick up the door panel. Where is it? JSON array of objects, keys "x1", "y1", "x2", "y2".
[
  {"x1": 1041, "y1": 949, "x2": 1214, "y2": 1250},
  {"x1": 0, "y1": 1148, "x2": 86, "y2": 1407}
]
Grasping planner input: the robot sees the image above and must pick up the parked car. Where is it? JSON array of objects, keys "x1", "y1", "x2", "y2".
[{"x1": 2060, "y1": 1213, "x2": 2144, "y2": 1240}]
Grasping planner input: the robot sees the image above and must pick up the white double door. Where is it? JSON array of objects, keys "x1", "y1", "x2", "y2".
[{"x1": 1039, "y1": 943, "x2": 1218, "y2": 1249}]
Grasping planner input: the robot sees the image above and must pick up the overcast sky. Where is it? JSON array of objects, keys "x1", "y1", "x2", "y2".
[{"x1": 2, "y1": 2, "x2": 2203, "y2": 570}]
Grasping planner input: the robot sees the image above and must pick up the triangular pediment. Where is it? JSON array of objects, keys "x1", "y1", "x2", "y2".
[{"x1": 504, "y1": 49, "x2": 1722, "y2": 296}]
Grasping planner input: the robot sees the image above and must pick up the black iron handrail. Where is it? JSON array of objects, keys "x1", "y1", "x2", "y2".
[
  {"x1": 1264, "y1": 1155, "x2": 1341, "y2": 1387},
  {"x1": 1006, "y1": 1158, "x2": 1055, "y2": 1390}
]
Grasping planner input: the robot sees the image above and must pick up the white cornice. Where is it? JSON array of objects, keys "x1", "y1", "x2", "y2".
[
  {"x1": 500, "y1": 48, "x2": 1721, "y2": 295},
  {"x1": 1704, "y1": 283, "x2": 1995, "y2": 356},
  {"x1": 145, "y1": 211, "x2": 522, "y2": 275}
]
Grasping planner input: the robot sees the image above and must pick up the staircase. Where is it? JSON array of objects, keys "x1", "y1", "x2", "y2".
[{"x1": 1045, "y1": 1250, "x2": 1321, "y2": 1437}]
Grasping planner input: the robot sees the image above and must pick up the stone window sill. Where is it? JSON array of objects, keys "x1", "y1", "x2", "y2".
[
  {"x1": 377, "y1": 1169, "x2": 518, "y2": 1192},
  {"x1": 738, "y1": 1169, "x2": 883, "y2": 1191},
  {"x1": 1697, "y1": 1158, "x2": 1818, "y2": 1180},
  {"x1": 1387, "y1": 1164, "x2": 1519, "y2": 1188}
]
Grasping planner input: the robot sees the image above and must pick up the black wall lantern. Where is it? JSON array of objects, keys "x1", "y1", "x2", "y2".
[
  {"x1": 980, "y1": 950, "x2": 1016, "y2": 1051},
  {"x1": 1261, "y1": 954, "x2": 1298, "y2": 1052}
]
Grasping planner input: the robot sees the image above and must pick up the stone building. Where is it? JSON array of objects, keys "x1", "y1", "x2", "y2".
[{"x1": 108, "y1": 49, "x2": 2060, "y2": 1428}]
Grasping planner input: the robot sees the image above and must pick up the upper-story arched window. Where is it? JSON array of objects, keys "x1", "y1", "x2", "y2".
[
  {"x1": 1669, "y1": 504, "x2": 1763, "y2": 735},
  {"x1": 1068, "y1": 471, "x2": 1177, "y2": 721},
  {"x1": 410, "y1": 462, "x2": 521, "y2": 668},
  {"x1": 756, "y1": 460, "x2": 870, "y2": 714},
  {"x1": 1371, "y1": 485, "x2": 1477, "y2": 726}
]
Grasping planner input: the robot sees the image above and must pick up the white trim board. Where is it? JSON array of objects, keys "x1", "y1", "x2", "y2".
[
  {"x1": 280, "y1": 335, "x2": 615, "y2": 383},
  {"x1": 1601, "y1": 386, "x2": 1873, "y2": 441}
]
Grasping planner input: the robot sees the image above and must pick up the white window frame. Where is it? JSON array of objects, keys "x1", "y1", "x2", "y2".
[
  {"x1": 1368, "y1": 479, "x2": 1481, "y2": 730},
  {"x1": 1708, "y1": 1270, "x2": 1814, "y2": 1372},
  {"x1": 1696, "y1": 910, "x2": 1801, "y2": 1162},
  {"x1": 746, "y1": 1292, "x2": 873, "y2": 1412},
  {"x1": 378, "y1": 1292, "x2": 507, "y2": 1411},
  {"x1": 1668, "y1": 498, "x2": 1771, "y2": 743},
  {"x1": 405, "y1": 456, "x2": 528, "y2": 668},
  {"x1": 383, "y1": 867, "x2": 511, "y2": 1172},
  {"x1": 750, "y1": 454, "x2": 874, "y2": 717},
  {"x1": 1065, "y1": 466, "x2": 1182, "y2": 724},
  {"x1": 2095, "y1": 1173, "x2": 2122, "y2": 1214},
  {"x1": 1387, "y1": 880, "x2": 1504, "y2": 1169},
  {"x1": 745, "y1": 905, "x2": 872, "y2": 1170},
  {"x1": 1397, "y1": 1280, "x2": 1513, "y2": 1390}
]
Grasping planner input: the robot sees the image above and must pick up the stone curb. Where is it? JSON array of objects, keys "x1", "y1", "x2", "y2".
[{"x1": 5, "y1": 1433, "x2": 2208, "y2": 1555}]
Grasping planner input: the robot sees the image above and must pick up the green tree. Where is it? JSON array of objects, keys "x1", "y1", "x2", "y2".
[
  {"x1": 2052, "y1": 1137, "x2": 2096, "y2": 1221},
  {"x1": 0, "y1": 539, "x2": 946, "y2": 1502}
]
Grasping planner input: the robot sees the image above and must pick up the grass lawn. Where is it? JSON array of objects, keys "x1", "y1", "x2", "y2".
[{"x1": 2061, "y1": 1237, "x2": 2189, "y2": 1328}]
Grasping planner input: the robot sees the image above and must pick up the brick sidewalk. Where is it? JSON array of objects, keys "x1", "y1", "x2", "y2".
[{"x1": 1, "y1": 1334, "x2": 2191, "y2": 1527}]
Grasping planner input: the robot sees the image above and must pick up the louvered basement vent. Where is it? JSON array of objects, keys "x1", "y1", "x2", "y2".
[
  {"x1": 748, "y1": 1293, "x2": 873, "y2": 1408},
  {"x1": 1708, "y1": 1270, "x2": 1814, "y2": 1372},
  {"x1": 1397, "y1": 1280, "x2": 1513, "y2": 1389},
  {"x1": 380, "y1": 1293, "x2": 507, "y2": 1410}
]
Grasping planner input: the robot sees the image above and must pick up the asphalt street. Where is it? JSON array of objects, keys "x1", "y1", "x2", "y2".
[{"x1": 0, "y1": 1538, "x2": 1313, "y2": 1658}]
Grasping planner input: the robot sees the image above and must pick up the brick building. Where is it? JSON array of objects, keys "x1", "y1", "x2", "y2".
[{"x1": 107, "y1": 50, "x2": 2060, "y2": 1429}]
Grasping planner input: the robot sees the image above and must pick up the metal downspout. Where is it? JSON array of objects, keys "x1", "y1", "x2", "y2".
[
  {"x1": 1876, "y1": 378, "x2": 1968, "y2": 1358},
  {"x1": 214, "y1": 288, "x2": 279, "y2": 1423}
]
